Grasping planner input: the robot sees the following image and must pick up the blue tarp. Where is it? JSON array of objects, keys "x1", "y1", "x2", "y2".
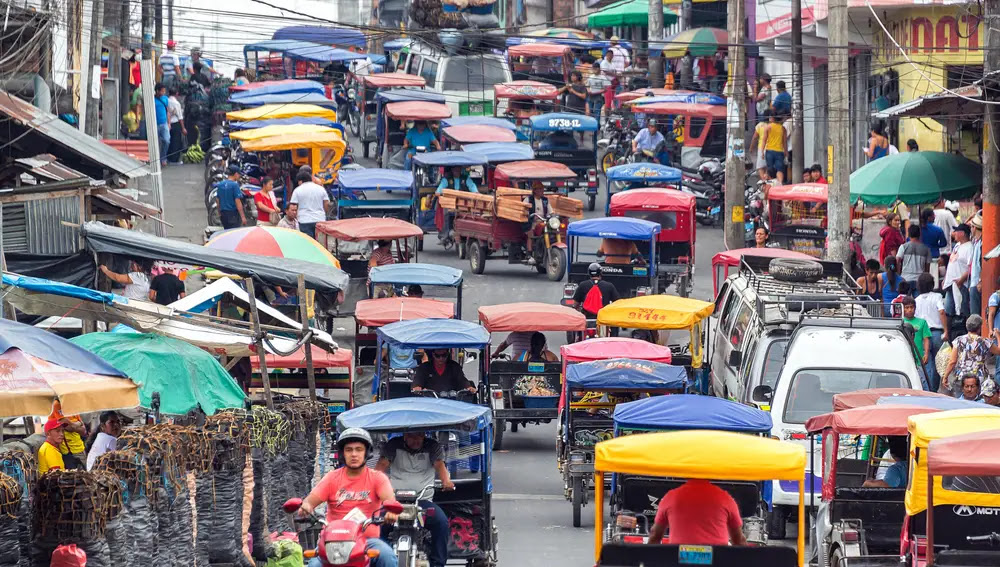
[
  {"x1": 272, "y1": 26, "x2": 367, "y2": 48},
  {"x1": 285, "y1": 45, "x2": 368, "y2": 63},
  {"x1": 376, "y1": 88, "x2": 447, "y2": 104},
  {"x1": 875, "y1": 396, "x2": 1000, "y2": 411},
  {"x1": 377, "y1": 318, "x2": 490, "y2": 349},
  {"x1": 440, "y1": 116, "x2": 517, "y2": 130},
  {"x1": 565, "y1": 358, "x2": 686, "y2": 390},
  {"x1": 338, "y1": 169, "x2": 414, "y2": 191},
  {"x1": 411, "y1": 151, "x2": 488, "y2": 167},
  {"x1": 369, "y1": 263, "x2": 463, "y2": 287},
  {"x1": 337, "y1": 397, "x2": 492, "y2": 432},
  {"x1": 0, "y1": 318, "x2": 127, "y2": 377},
  {"x1": 1, "y1": 273, "x2": 120, "y2": 305},
  {"x1": 243, "y1": 40, "x2": 316, "y2": 54},
  {"x1": 605, "y1": 163, "x2": 682, "y2": 183},
  {"x1": 463, "y1": 142, "x2": 535, "y2": 163},
  {"x1": 228, "y1": 92, "x2": 338, "y2": 107},
  {"x1": 230, "y1": 80, "x2": 324, "y2": 100},
  {"x1": 567, "y1": 217, "x2": 661, "y2": 240},
  {"x1": 529, "y1": 113, "x2": 599, "y2": 132},
  {"x1": 613, "y1": 395, "x2": 772, "y2": 432},
  {"x1": 229, "y1": 117, "x2": 339, "y2": 130},
  {"x1": 631, "y1": 93, "x2": 726, "y2": 106}
]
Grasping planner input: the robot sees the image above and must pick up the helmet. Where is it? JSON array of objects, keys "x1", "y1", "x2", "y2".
[
  {"x1": 647, "y1": 118, "x2": 657, "y2": 127},
  {"x1": 588, "y1": 262, "x2": 602, "y2": 277},
  {"x1": 337, "y1": 427, "x2": 373, "y2": 463},
  {"x1": 644, "y1": 91, "x2": 655, "y2": 97}
]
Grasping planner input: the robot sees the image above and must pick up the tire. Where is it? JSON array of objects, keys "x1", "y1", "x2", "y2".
[
  {"x1": 678, "y1": 274, "x2": 689, "y2": 298},
  {"x1": 457, "y1": 238, "x2": 467, "y2": 259},
  {"x1": 829, "y1": 547, "x2": 843, "y2": 567},
  {"x1": 535, "y1": 256, "x2": 547, "y2": 274},
  {"x1": 349, "y1": 110, "x2": 361, "y2": 137},
  {"x1": 767, "y1": 506, "x2": 787, "y2": 540},
  {"x1": 587, "y1": 194, "x2": 596, "y2": 212},
  {"x1": 510, "y1": 422, "x2": 519, "y2": 433},
  {"x1": 397, "y1": 547, "x2": 411, "y2": 567},
  {"x1": 546, "y1": 247, "x2": 567, "y2": 281},
  {"x1": 769, "y1": 258, "x2": 824, "y2": 283},
  {"x1": 207, "y1": 204, "x2": 220, "y2": 227},
  {"x1": 601, "y1": 150, "x2": 617, "y2": 173},
  {"x1": 363, "y1": 141, "x2": 370, "y2": 159},
  {"x1": 417, "y1": 238, "x2": 424, "y2": 252},
  {"x1": 469, "y1": 240, "x2": 486, "y2": 274},
  {"x1": 572, "y1": 476, "x2": 584, "y2": 528},
  {"x1": 492, "y1": 420, "x2": 504, "y2": 450}
]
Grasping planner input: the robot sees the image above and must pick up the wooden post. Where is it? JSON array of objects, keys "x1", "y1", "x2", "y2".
[
  {"x1": 244, "y1": 277, "x2": 274, "y2": 409},
  {"x1": 981, "y1": 0, "x2": 1000, "y2": 320},
  {"x1": 723, "y1": 0, "x2": 747, "y2": 250},
  {"x1": 297, "y1": 274, "x2": 317, "y2": 401}
]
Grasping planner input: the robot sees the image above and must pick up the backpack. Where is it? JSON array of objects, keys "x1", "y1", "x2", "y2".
[{"x1": 582, "y1": 281, "x2": 604, "y2": 314}]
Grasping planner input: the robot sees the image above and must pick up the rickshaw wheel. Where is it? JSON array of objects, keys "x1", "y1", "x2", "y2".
[
  {"x1": 492, "y1": 419, "x2": 504, "y2": 450},
  {"x1": 469, "y1": 240, "x2": 486, "y2": 275},
  {"x1": 829, "y1": 547, "x2": 843, "y2": 567},
  {"x1": 587, "y1": 194, "x2": 596, "y2": 212},
  {"x1": 363, "y1": 142, "x2": 370, "y2": 159},
  {"x1": 457, "y1": 238, "x2": 467, "y2": 259},
  {"x1": 546, "y1": 247, "x2": 567, "y2": 281},
  {"x1": 417, "y1": 239, "x2": 424, "y2": 251},
  {"x1": 601, "y1": 151, "x2": 616, "y2": 173},
  {"x1": 767, "y1": 506, "x2": 787, "y2": 540},
  {"x1": 572, "y1": 476, "x2": 584, "y2": 527}
]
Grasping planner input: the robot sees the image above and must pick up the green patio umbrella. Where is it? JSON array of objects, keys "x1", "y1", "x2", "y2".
[
  {"x1": 588, "y1": 0, "x2": 678, "y2": 28},
  {"x1": 849, "y1": 151, "x2": 982, "y2": 206},
  {"x1": 70, "y1": 332, "x2": 247, "y2": 416}
]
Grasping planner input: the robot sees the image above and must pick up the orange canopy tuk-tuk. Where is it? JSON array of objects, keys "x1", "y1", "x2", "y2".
[
  {"x1": 639, "y1": 101, "x2": 726, "y2": 169},
  {"x1": 355, "y1": 72, "x2": 427, "y2": 158},
  {"x1": 765, "y1": 183, "x2": 828, "y2": 258},
  {"x1": 493, "y1": 80, "x2": 561, "y2": 139},
  {"x1": 492, "y1": 159, "x2": 577, "y2": 192},
  {"x1": 508, "y1": 43, "x2": 574, "y2": 85}
]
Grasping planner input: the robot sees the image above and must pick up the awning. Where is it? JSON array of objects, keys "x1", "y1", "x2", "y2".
[{"x1": 873, "y1": 85, "x2": 983, "y2": 120}]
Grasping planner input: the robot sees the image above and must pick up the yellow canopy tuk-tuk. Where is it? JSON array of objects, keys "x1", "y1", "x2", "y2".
[
  {"x1": 241, "y1": 130, "x2": 347, "y2": 182},
  {"x1": 225, "y1": 103, "x2": 338, "y2": 122},
  {"x1": 228, "y1": 123, "x2": 336, "y2": 141},
  {"x1": 593, "y1": 430, "x2": 807, "y2": 567},
  {"x1": 595, "y1": 295, "x2": 713, "y2": 368}
]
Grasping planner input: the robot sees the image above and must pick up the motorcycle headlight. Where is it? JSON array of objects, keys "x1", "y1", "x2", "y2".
[
  {"x1": 547, "y1": 216, "x2": 561, "y2": 230},
  {"x1": 324, "y1": 541, "x2": 356, "y2": 565},
  {"x1": 348, "y1": 88, "x2": 356, "y2": 98}
]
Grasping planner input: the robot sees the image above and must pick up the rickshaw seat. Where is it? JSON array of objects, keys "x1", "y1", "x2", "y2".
[
  {"x1": 598, "y1": 543, "x2": 798, "y2": 567},
  {"x1": 830, "y1": 488, "x2": 905, "y2": 553},
  {"x1": 490, "y1": 360, "x2": 562, "y2": 374},
  {"x1": 340, "y1": 259, "x2": 370, "y2": 279},
  {"x1": 657, "y1": 242, "x2": 691, "y2": 263},
  {"x1": 617, "y1": 477, "x2": 761, "y2": 520},
  {"x1": 388, "y1": 130, "x2": 405, "y2": 147},
  {"x1": 936, "y1": 550, "x2": 1000, "y2": 566},
  {"x1": 833, "y1": 458, "x2": 869, "y2": 488}
]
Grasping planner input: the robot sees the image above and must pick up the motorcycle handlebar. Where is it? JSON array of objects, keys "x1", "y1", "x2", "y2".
[{"x1": 966, "y1": 533, "x2": 1000, "y2": 545}]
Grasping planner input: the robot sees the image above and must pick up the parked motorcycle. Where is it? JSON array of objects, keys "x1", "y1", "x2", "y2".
[{"x1": 283, "y1": 498, "x2": 404, "y2": 567}]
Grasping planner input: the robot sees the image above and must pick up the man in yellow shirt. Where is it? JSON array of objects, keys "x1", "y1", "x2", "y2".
[
  {"x1": 38, "y1": 419, "x2": 66, "y2": 475},
  {"x1": 49, "y1": 400, "x2": 87, "y2": 469}
]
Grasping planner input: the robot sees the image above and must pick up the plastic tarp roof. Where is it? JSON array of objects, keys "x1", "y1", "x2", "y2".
[
  {"x1": 596, "y1": 295, "x2": 715, "y2": 331},
  {"x1": 606, "y1": 163, "x2": 682, "y2": 183},
  {"x1": 231, "y1": 79, "x2": 324, "y2": 99},
  {"x1": 565, "y1": 358, "x2": 687, "y2": 390},
  {"x1": 384, "y1": 38, "x2": 412, "y2": 50},
  {"x1": 567, "y1": 217, "x2": 661, "y2": 240},
  {"x1": 229, "y1": 117, "x2": 338, "y2": 130},
  {"x1": 529, "y1": 113, "x2": 600, "y2": 132},
  {"x1": 411, "y1": 151, "x2": 488, "y2": 167},
  {"x1": 285, "y1": 45, "x2": 369, "y2": 63},
  {"x1": 377, "y1": 318, "x2": 490, "y2": 350},
  {"x1": 376, "y1": 88, "x2": 447, "y2": 104},
  {"x1": 493, "y1": 81, "x2": 560, "y2": 100},
  {"x1": 361, "y1": 73, "x2": 425, "y2": 88},
  {"x1": 336, "y1": 168, "x2": 414, "y2": 191},
  {"x1": 508, "y1": 42, "x2": 574, "y2": 57},
  {"x1": 369, "y1": 263, "x2": 463, "y2": 286},
  {"x1": 272, "y1": 26, "x2": 367, "y2": 48},
  {"x1": 640, "y1": 102, "x2": 727, "y2": 117},
  {"x1": 613, "y1": 395, "x2": 772, "y2": 432},
  {"x1": 560, "y1": 337, "x2": 672, "y2": 363},
  {"x1": 766, "y1": 183, "x2": 829, "y2": 203},
  {"x1": 610, "y1": 188, "x2": 693, "y2": 210},
  {"x1": 805, "y1": 405, "x2": 943, "y2": 436},
  {"x1": 875, "y1": 396, "x2": 1000, "y2": 411},
  {"x1": 440, "y1": 116, "x2": 517, "y2": 130},
  {"x1": 463, "y1": 142, "x2": 535, "y2": 163},
  {"x1": 831, "y1": 388, "x2": 949, "y2": 411},
  {"x1": 81, "y1": 221, "x2": 348, "y2": 294},
  {"x1": 355, "y1": 297, "x2": 455, "y2": 327},
  {"x1": 337, "y1": 397, "x2": 491, "y2": 433},
  {"x1": 495, "y1": 160, "x2": 576, "y2": 179},
  {"x1": 0, "y1": 318, "x2": 127, "y2": 378},
  {"x1": 244, "y1": 39, "x2": 316, "y2": 54},
  {"x1": 928, "y1": 430, "x2": 1000, "y2": 476},
  {"x1": 712, "y1": 247, "x2": 813, "y2": 268},
  {"x1": 317, "y1": 217, "x2": 422, "y2": 242},
  {"x1": 230, "y1": 124, "x2": 338, "y2": 141},
  {"x1": 595, "y1": 430, "x2": 807, "y2": 481},
  {"x1": 228, "y1": 92, "x2": 338, "y2": 107},
  {"x1": 478, "y1": 302, "x2": 586, "y2": 332},
  {"x1": 241, "y1": 131, "x2": 346, "y2": 152},
  {"x1": 226, "y1": 103, "x2": 339, "y2": 122},
  {"x1": 615, "y1": 88, "x2": 695, "y2": 103},
  {"x1": 443, "y1": 125, "x2": 517, "y2": 144},
  {"x1": 385, "y1": 101, "x2": 452, "y2": 120}
]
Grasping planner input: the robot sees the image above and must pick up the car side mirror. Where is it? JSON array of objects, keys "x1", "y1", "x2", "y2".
[
  {"x1": 728, "y1": 350, "x2": 742, "y2": 367},
  {"x1": 751, "y1": 385, "x2": 773, "y2": 404}
]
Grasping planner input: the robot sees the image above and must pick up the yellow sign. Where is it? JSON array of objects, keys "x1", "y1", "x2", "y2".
[
  {"x1": 827, "y1": 145, "x2": 834, "y2": 184},
  {"x1": 731, "y1": 205, "x2": 744, "y2": 223}
]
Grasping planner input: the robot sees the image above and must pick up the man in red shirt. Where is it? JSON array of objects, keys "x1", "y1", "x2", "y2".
[
  {"x1": 810, "y1": 164, "x2": 828, "y2": 184},
  {"x1": 647, "y1": 479, "x2": 747, "y2": 546}
]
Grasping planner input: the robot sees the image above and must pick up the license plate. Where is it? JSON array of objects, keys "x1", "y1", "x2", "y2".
[
  {"x1": 327, "y1": 402, "x2": 347, "y2": 414},
  {"x1": 633, "y1": 267, "x2": 648, "y2": 276},
  {"x1": 710, "y1": 206, "x2": 721, "y2": 216},
  {"x1": 678, "y1": 545, "x2": 713, "y2": 565},
  {"x1": 527, "y1": 362, "x2": 545, "y2": 373},
  {"x1": 469, "y1": 103, "x2": 484, "y2": 114}
]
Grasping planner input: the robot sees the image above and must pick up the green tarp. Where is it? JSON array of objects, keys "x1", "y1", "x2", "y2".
[
  {"x1": 588, "y1": 0, "x2": 678, "y2": 28},
  {"x1": 70, "y1": 332, "x2": 247, "y2": 415}
]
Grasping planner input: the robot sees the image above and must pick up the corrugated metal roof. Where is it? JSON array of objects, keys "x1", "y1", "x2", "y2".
[
  {"x1": 13, "y1": 154, "x2": 89, "y2": 182},
  {"x1": 0, "y1": 89, "x2": 150, "y2": 179},
  {"x1": 101, "y1": 139, "x2": 151, "y2": 163},
  {"x1": 91, "y1": 187, "x2": 161, "y2": 218}
]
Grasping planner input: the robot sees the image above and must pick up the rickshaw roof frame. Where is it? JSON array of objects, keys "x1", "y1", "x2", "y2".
[
  {"x1": 625, "y1": 92, "x2": 726, "y2": 107},
  {"x1": 560, "y1": 337, "x2": 673, "y2": 364},
  {"x1": 335, "y1": 169, "x2": 415, "y2": 192},
  {"x1": 528, "y1": 112, "x2": 600, "y2": 132},
  {"x1": 493, "y1": 80, "x2": 561, "y2": 101},
  {"x1": 596, "y1": 295, "x2": 714, "y2": 331},
  {"x1": 376, "y1": 88, "x2": 447, "y2": 104},
  {"x1": 507, "y1": 42, "x2": 575, "y2": 58},
  {"x1": 283, "y1": 45, "x2": 369, "y2": 64},
  {"x1": 767, "y1": 183, "x2": 830, "y2": 203},
  {"x1": 385, "y1": 100, "x2": 452, "y2": 120},
  {"x1": 477, "y1": 302, "x2": 586, "y2": 332},
  {"x1": 805, "y1": 404, "x2": 943, "y2": 436},
  {"x1": 831, "y1": 388, "x2": 950, "y2": 411},
  {"x1": 927, "y1": 429, "x2": 1000, "y2": 477},
  {"x1": 605, "y1": 163, "x2": 682, "y2": 183},
  {"x1": 609, "y1": 187, "x2": 694, "y2": 211},
  {"x1": 354, "y1": 297, "x2": 456, "y2": 328},
  {"x1": 566, "y1": 217, "x2": 661, "y2": 240},
  {"x1": 442, "y1": 124, "x2": 517, "y2": 144},
  {"x1": 711, "y1": 247, "x2": 814, "y2": 268},
  {"x1": 639, "y1": 101, "x2": 727, "y2": 118},
  {"x1": 594, "y1": 429, "x2": 807, "y2": 481},
  {"x1": 240, "y1": 130, "x2": 346, "y2": 151},
  {"x1": 316, "y1": 216, "x2": 422, "y2": 242},
  {"x1": 494, "y1": 159, "x2": 577, "y2": 180},
  {"x1": 230, "y1": 78, "x2": 324, "y2": 99},
  {"x1": 244, "y1": 39, "x2": 317, "y2": 54},
  {"x1": 614, "y1": 88, "x2": 699, "y2": 103},
  {"x1": 337, "y1": 397, "x2": 492, "y2": 433},
  {"x1": 440, "y1": 116, "x2": 518, "y2": 130},
  {"x1": 463, "y1": 142, "x2": 535, "y2": 163},
  {"x1": 613, "y1": 394, "x2": 772, "y2": 433},
  {"x1": 411, "y1": 150, "x2": 488, "y2": 168},
  {"x1": 368, "y1": 263, "x2": 464, "y2": 287},
  {"x1": 876, "y1": 396, "x2": 999, "y2": 411},
  {"x1": 565, "y1": 358, "x2": 687, "y2": 391},
  {"x1": 361, "y1": 72, "x2": 426, "y2": 88},
  {"x1": 376, "y1": 318, "x2": 490, "y2": 350}
]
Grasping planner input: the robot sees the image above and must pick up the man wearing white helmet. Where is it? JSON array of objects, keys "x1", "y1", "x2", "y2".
[{"x1": 299, "y1": 428, "x2": 399, "y2": 567}]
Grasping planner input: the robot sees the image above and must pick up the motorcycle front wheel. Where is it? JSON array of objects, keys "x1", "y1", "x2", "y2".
[
  {"x1": 600, "y1": 150, "x2": 617, "y2": 173},
  {"x1": 349, "y1": 109, "x2": 361, "y2": 137}
]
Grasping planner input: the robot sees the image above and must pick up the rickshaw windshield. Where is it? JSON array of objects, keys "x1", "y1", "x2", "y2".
[
  {"x1": 770, "y1": 200, "x2": 828, "y2": 229},
  {"x1": 783, "y1": 369, "x2": 908, "y2": 424},
  {"x1": 622, "y1": 210, "x2": 677, "y2": 230},
  {"x1": 531, "y1": 130, "x2": 594, "y2": 151}
]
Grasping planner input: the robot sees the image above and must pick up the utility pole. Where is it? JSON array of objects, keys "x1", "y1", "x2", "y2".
[
  {"x1": 981, "y1": 0, "x2": 1000, "y2": 319},
  {"x1": 790, "y1": 0, "x2": 805, "y2": 182},
  {"x1": 648, "y1": 0, "x2": 665, "y2": 88},
  {"x1": 154, "y1": 0, "x2": 163, "y2": 48},
  {"x1": 681, "y1": 0, "x2": 692, "y2": 31},
  {"x1": 85, "y1": 0, "x2": 105, "y2": 137},
  {"x1": 118, "y1": 0, "x2": 130, "y2": 114},
  {"x1": 723, "y1": 0, "x2": 747, "y2": 249},
  {"x1": 167, "y1": 0, "x2": 174, "y2": 41},
  {"x1": 826, "y1": 0, "x2": 850, "y2": 264},
  {"x1": 142, "y1": 0, "x2": 153, "y2": 60}
]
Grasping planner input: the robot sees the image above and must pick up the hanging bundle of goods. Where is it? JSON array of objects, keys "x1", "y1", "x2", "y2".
[{"x1": 410, "y1": 0, "x2": 499, "y2": 29}]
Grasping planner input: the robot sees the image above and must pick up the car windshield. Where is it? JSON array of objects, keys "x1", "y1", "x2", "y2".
[
  {"x1": 784, "y1": 369, "x2": 908, "y2": 424},
  {"x1": 441, "y1": 56, "x2": 508, "y2": 92}
]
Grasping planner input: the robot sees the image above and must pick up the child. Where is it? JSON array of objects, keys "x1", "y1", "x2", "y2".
[{"x1": 890, "y1": 280, "x2": 911, "y2": 318}]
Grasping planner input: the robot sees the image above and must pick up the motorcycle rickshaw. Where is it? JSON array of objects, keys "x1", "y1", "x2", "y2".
[
  {"x1": 440, "y1": 125, "x2": 517, "y2": 150},
  {"x1": 477, "y1": 302, "x2": 586, "y2": 449},
  {"x1": 368, "y1": 263, "x2": 464, "y2": 317},
  {"x1": 608, "y1": 395, "x2": 773, "y2": 545},
  {"x1": 613, "y1": 88, "x2": 700, "y2": 105},
  {"x1": 711, "y1": 248, "x2": 813, "y2": 296},
  {"x1": 372, "y1": 318, "x2": 489, "y2": 402},
  {"x1": 636, "y1": 101, "x2": 726, "y2": 170},
  {"x1": 528, "y1": 113, "x2": 601, "y2": 210},
  {"x1": 336, "y1": 397, "x2": 499, "y2": 567},
  {"x1": 593, "y1": 431, "x2": 806, "y2": 567},
  {"x1": 563, "y1": 217, "x2": 662, "y2": 303},
  {"x1": 560, "y1": 358, "x2": 687, "y2": 527},
  {"x1": 492, "y1": 81, "x2": 560, "y2": 140},
  {"x1": 250, "y1": 346, "x2": 353, "y2": 415},
  {"x1": 603, "y1": 163, "x2": 682, "y2": 214},
  {"x1": 355, "y1": 73, "x2": 427, "y2": 158},
  {"x1": 411, "y1": 151, "x2": 489, "y2": 246},
  {"x1": 463, "y1": 142, "x2": 536, "y2": 189},
  {"x1": 315, "y1": 216, "x2": 423, "y2": 314},
  {"x1": 609, "y1": 188, "x2": 695, "y2": 297},
  {"x1": 239, "y1": 127, "x2": 348, "y2": 186},
  {"x1": 766, "y1": 183, "x2": 828, "y2": 258},
  {"x1": 374, "y1": 89, "x2": 450, "y2": 168},
  {"x1": 333, "y1": 168, "x2": 416, "y2": 221},
  {"x1": 902, "y1": 409, "x2": 1000, "y2": 567},
  {"x1": 508, "y1": 43, "x2": 574, "y2": 85}
]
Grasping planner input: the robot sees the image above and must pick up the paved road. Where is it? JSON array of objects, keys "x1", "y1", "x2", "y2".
[{"x1": 161, "y1": 154, "x2": 726, "y2": 567}]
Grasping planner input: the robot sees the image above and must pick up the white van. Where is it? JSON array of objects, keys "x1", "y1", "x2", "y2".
[
  {"x1": 399, "y1": 41, "x2": 511, "y2": 117},
  {"x1": 750, "y1": 317, "x2": 924, "y2": 539}
]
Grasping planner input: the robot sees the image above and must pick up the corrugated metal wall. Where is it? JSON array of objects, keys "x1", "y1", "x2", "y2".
[{"x1": 24, "y1": 196, "x2": 80, "y2": 254}]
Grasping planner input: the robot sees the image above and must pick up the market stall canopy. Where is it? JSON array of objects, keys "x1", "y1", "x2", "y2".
[
  {"x1": 335, "y1": 169, "x2": 414, "y2": 192},
  {"x1": 928, "y1": 429, "x2": 1000, "y2": 477},
  {"x1": 767, "y1": 183, "x2": 829, "y2": 203},
  {"x1": 495, "y1": 160, "x2": 577, "y2": 180},
  {"x1": 80, "y1": 221, "x2": 349, "y2": 294},
  {"x1": 318, "y1": 217, "x2": 423, "y2": 242},
  {"x1": 478, "y1": 302, "x2": 586, "y2": 332},
  {"x1": 70, "y1": 332, "x2": 247, "y2": 415},
  {"x1": 597, "y1": 295, "x2": 714, "y2": 330},
  {"x1": 377, "y1": 318, "x2": 490, "y2": 350},
  {"x1": 850, "y1": 151, "x2": 982, "y2": 206},
  {"x1": 369, "y1": 263, "x2": 463, "y2": 287},
  {"x1": 337, "y1": 397, "x2": 491, "y2": 433},
  {"x1": 831, "y1": 387, "x2": 948, "y2": 411},
  {"x1": 613, "y1": 394, "x2": 772, "y2": 433},
  {"x1": 565, "y1": 358, "x2": 687, "y2": 390},
  {"x1": 508, "y1": 42, "x2": 574, "y2": 58},
  {"x1": 872, "y1": 85, "x2": 982, "y2": 120},
  {"x1": 625, "y1": 92, "x2": 726, "y2": 106},
  {"x1": 226, "y1": 103, "x2": 339, "y2": 122},
  {"x1": 229, "y1": 124, "x2": 340, "y2": 141},
  {"x1": 240, "y1": 130, "x2": 346, "y2": 152},
  {"x1": 0, "y1": 318, "x2": 137, "y2": 417},
  {"x1": 560, "y1": 337, "x2": 672, "y2": 363},
  {"x1": 651, "y1": 27, "x2": 728, "y2": 57},
  {"x1": 355, "y1": 297, "x2": 455, "y2": 328},
  {"x1": 206, "y1": 226, "x2": 341, "y2": 268},
  {"x1": 284, "y1": 45, "x2": 369, "y2": 64},
  {"x1": 587, "y1": 0, "x2": 678, "y2": 28}
]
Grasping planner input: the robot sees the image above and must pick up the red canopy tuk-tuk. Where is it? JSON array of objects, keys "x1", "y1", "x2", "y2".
[
  {"x1": 441, "y1": 124, "x2": 517, "y2": 149},
  {"x1": 710, "y1": 248, "x2": 813, "y2": 296},
  {"x1": 355, "y1": 73, "x2": 426, "y2": 158},
  {"x1": 609, "y1": 187, "x2": 696, "y2": 297},
  {"x1": 508, "y1": 43, "x2": 574, "y2": 85},
  {"x1": 493, "y1": 159, "x2": 577, "y2": 192},
  {"x1": 640, "y1": 101, "x2": 726, "y2": 169},
  {"x1": 766, "y1": 183, "x2": 828, "y2": 258},
  {"x1": 250, "y1": 345, "x2": 353, "y2": 413},
  {"x1": 493, "y1": 81, "x2": 560, "y2": 139}
]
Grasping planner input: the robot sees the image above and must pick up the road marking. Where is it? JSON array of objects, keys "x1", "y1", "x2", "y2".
[{"x1": 493, "y1": 493, "x2": 564, "y2": 501}]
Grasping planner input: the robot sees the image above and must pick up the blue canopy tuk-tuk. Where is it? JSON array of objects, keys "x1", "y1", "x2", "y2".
[
  {"x1": 564, "y1": 218, "x2": 662, "y2": 307},
  {"x1": 528, "y1": 113, "x2": 600, "y2": 211},
  {"x1": 558, "y1": 358, "x2": 687, "y2": 527},
  {"x1": 604, "y1": 163, "x2": 682, "y2": 215},
  {"x1": 368, "y1": 263, "x2": 464, "y2": 316},
  {"x1": 335, "y1": 168, "x2": 416, "y2": 222},
  {"x1": 375, "y1": 89, "x2": 449, "y2": 168},
  {"x1": 336, "y1": 397, "x2": 499, "y2": 566},
  {"x1": 608, "y1": 395, "x2": 773, "y2": 544},
  {"x1": 373, "y1": 318, "x2": 490, "y2": 402},
  {"x1": 411, "y1": 151, "x2": 488, "y2": 246},
  {"x1": 463, "y1": 142, "x2": 536, "y2": 190}
]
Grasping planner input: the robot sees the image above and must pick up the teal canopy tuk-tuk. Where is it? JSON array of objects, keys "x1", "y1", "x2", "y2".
[
  {"x1": 529, "y1": 113, "x2": 600, "y2": 211},
  {"x1": 334, "y1": 168, "x2": 416, "y2": 222}
]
